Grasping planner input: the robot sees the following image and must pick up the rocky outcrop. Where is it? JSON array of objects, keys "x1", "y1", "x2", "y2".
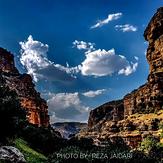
[
  {"x1": 0, "y1": 48, "x2": 19, "y2": 74},
  {"x1": 0, "y1": 48, "x2": 49, "y2": 127},
  {"x1": 88, "y1": 100, "x2": 124, "y2": 128},
  {"x1": 0, "y1": 146, "x2": 26, "y2": 162},
  {"x1": 81, "y1": 7, "x2": 163, "y2": 149},
  {"x1": 124, "y1": 7, "x2": 163, "y2": 117},
  {"x1": 124, "y1": 72, "x2": 163, "y2": 117},
  {"x1": 88, "y1": 7, "x2": 163, "y2": 128}
]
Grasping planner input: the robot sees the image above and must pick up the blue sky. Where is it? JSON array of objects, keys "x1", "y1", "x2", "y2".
[{"x1": 0, "y1": 0, "x2": 162, "y2": 123}]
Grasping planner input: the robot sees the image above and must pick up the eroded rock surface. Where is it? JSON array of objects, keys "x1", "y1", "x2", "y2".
[
  {"x1": 0, "y1": 146, "x2": 26, "y2": 163},
  {"x1": 124, "y1": 7, "x2": 163, "y2": 116},
  {"x1": 80, "y1": 7, "x2": 163, "y2": 149},
  {"x1": 88, "y1": 100, "x2": 124, "y2": 128},
  {"x1": 0, "y1": 48, "x2": 49, "y2": 127}
]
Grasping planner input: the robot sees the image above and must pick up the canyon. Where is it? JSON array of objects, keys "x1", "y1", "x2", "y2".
[
  {"x1": 78, "y1": 7, "x2": 163, "y2": 148},
  {"x1": 0, "y1": 6, "x2": 162, "y2": 150}
]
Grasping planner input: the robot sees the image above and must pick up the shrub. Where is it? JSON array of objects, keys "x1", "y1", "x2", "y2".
[
  {"x1": 0, "y1": 85, "x2": 26, "y2": 143},
  {"x1": 140, "y1": 135, "x2": 159, "y2": 153},
  {"x1": 21, "y1": 125, "x2": 66, "y2": 154}
]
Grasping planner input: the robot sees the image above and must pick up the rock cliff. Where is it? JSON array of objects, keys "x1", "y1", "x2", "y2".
[
  {"x1": 124, "y1": 7, "x2": 163, "y2": 117},
  {"x1": 88, "y1": 100, "x2": 124, "y2": 128},
  {"x1": 79, "y1": 7, "x2": 163, "y2": 148},
  {"x1": 0, "y1": 48, "x2": 49, "y2": 127}
]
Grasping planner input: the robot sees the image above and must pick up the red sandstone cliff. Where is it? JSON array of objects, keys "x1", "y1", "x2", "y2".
[
  {"x1": 0, "y1": 48, "x2": 49, "y2": 127},
  {"x1": 88, "y1": 7, "x2": 163, "y2": 129},
  {"x1": 124, "y1": 7, "x2": 163, "y2": 117},
  {"x1": 78, "y1": 7, "x2": 163, "y2": 149}
]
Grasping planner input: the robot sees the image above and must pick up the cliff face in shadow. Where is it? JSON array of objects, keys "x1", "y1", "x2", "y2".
[
  {"x1": 88, "y1": 100, "x2": 124, "y2": 128},
  {"x1": 78, "y1": 7, "x2": 163, "y2": 149},
  {"x1": 0, "y1": 48, "x2": 49, "y2": 127}
]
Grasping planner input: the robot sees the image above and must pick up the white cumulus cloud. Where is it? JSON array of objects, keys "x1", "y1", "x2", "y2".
[
  {"x1": 47, "y1": 92, "x2": 90, "y2": 123},
  {"x1": 115, "y1": 24, "x2": 137, "y2": 32},
  {"x1": 20, "y1": 36, "x2": 138, "y2": 82},
  {"x1": 72, "y1": 40, "x2": 95, "y2": 53},
  {"x1": 19, "y1": 35, "x2": 76, "y2": 82},
  {"x1": 78, "y1": 48, "x2": 138, "y2": 76},
  {"x1": 82, "y1": 89, "x2": 106, "y2": 98},
  {"x1": 90, "y1": 13, "x2": 122, "y2": 29},
  {"x1": 118, "y1": 62, "x2": 138, "y2": 75}
]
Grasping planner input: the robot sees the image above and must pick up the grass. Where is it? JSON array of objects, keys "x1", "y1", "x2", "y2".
[{"x1": 14, "y1": 138, "x2": 47, "y2": 163}]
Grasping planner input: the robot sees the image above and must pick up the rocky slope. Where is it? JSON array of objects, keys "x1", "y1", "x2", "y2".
[
  {"x1": 0, "y1": 48, "x2": 49, "y2": 127},
  {"x1": 78, "y1": 7, "x2": 163, "y2": 148},
  {"x1": 52, "y1": 122, "x2": 87, "y2": 139}
]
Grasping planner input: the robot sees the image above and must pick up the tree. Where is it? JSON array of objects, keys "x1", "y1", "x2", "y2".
[
  {"x1": 140, "y1": 135, "x2": 159, "y2": 153},
  {"x1": 0, "y1": 85, "x2": 26, "y2": 143}
]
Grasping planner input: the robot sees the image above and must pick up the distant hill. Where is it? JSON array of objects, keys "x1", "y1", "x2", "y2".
[{"x1": 52, "y1": 122, "x2": 87, "y2": 139}]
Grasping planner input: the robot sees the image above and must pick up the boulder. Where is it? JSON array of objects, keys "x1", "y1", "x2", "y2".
[{"x1": 0, "y1": 146, "x2": 26, "y2": 163}]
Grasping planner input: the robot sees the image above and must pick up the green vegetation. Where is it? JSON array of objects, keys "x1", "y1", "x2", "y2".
[
  {"x1": 140, "y1": 135, "x2": 159, "y2": 153},
  {"x1": 159, "y1": 121, "x2": 163, "y2": 140},
  {"x1": 48, "y1": 145, "x2": 132, "y2": 163},
  {"x1": 0, "y1": 85, "x2": 26, "y2": 143},
  {"x1": 14, "y1": 138, "x2": 47, "y2": 163},
  {"x1": 0, "y1": 79, "x2": 162, "y2": 163},
  {"x1": 139, "y1": 135, "x2": 163, "y2": 162},
  {"x1": 48, "y1": 134, "x2": 163, "y2": 163},
  {"x1": 20, "y1": 124, "x2": 65, "y2": 154}
]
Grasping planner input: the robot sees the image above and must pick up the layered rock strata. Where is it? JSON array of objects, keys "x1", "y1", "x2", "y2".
[
  {"x1": 124, "y1": 7, "x2": 163, "y2": 117},
  {"x1": 0, "y1": 48, "x2": 49, "y2": 127},
  {"x1": 88, "y1": 7, "x2": 163, "y2": 129},
  {"x1": 81, "y1": 7, "x2": 163, "y2": 148}
]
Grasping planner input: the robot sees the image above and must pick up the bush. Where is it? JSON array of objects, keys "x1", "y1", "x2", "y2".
[
  {"x1": 67, "y1": 137, "x2": 94, "y2": 150},
  {"x1": 21, "y1": 125, "x2": 66, "y2": 154},
  {"x1": 0, "y1": 85, "x2": 26, "y2": 143},
  {"x1": 48, "y1": 137, "x2": 133, "y2": 163},
  {"x1": 140, "y1": 135, "x2": 159, "y2": 153},
  {"x1": 139, "y1": 135, "x2": 162, "y2": 162}
]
